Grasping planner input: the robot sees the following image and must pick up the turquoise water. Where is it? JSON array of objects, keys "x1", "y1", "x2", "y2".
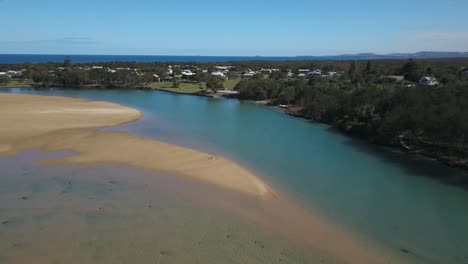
[{"x1": 3, "y1": 88, "x2": 468, "y2": 264}]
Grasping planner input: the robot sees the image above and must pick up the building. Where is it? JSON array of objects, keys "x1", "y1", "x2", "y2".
[
  {"x1": 260, "y1": 68, "x2": 279, "y2": 74},
  {"x1": 6, "y1": 70, "x2": 22, "y2": 77},
  {"x1": 181, "y1": 70, "x2": 196, "y2": 76},
  {"x1": 307, "y1": 69, "x2": 322, "y2": 76},
  {"x1": 419, "y1": 76, "x2": 439, "y2": 86},
  {"x1": 214, "y1": 66, "x2": 232, "y2": 71},
  {"x1": 242, "y1": 70, "x2": 256, "y2": 78},
  {"x1": 211, "y1": 71, "x2": 225, "y2": 77}
]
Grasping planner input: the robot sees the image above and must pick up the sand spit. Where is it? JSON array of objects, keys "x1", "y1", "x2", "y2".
[
  {"x1": 0, "y1": 94, "x2": 273, "y2": 199},
  {"x1": 0, "y1": 93, "x2": 395, "y2": 264}
]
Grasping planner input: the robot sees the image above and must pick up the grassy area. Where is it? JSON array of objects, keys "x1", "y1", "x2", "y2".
[
  {"x1": 0, "y1": 78, "x2": 240, "y2": 94},
  {"x1": 224, "y1": 78, "x2": 241, "y2": 90},
  {"x1": 0, "y1": 79, "x2": 36, "y2": 88},
  {"x1": 149, "y1": 82, "x2": 207, "y2": 94}
]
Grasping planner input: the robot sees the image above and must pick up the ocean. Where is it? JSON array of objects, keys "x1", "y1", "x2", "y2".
[{"x1": 0, "y1": 54, "x2": 310, "y2": 64}]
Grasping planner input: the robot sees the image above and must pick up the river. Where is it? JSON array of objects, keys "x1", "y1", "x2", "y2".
[{"x1": 1, "y1": 88, "x2": 468, "y2": 264}]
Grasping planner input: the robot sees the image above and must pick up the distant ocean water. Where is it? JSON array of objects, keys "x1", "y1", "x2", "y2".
[
  {"x1": 2, "y1": 52, "x2": 468, "y2": 64},
  {"x1": 0, "y1": 54, "x2": 306, "y2": 64}
]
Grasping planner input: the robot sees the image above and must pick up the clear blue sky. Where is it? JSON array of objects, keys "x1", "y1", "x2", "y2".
[{"x1": 1, "y1": 0, "x2": 467, "y2": 56}]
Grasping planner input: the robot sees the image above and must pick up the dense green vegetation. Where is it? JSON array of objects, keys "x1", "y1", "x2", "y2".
[{"x1": 233, "y1": 59, "x2": 468, "y2": 168}]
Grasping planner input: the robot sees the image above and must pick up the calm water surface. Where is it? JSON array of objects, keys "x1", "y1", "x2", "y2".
[{"x1": 2, "y1": 88, "x2": 468, "y2": 264}]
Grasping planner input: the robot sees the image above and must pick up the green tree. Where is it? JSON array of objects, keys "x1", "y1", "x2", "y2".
[
  {"x1": 400, "y1": 59, "x2": 421, "y2": 82},
  {"x1": 365, "y1": 60, "x2": 372, "y2": 74},
  {"x1": 0, "y1": 75, "x2": 10, "y2": 86},
  {"x1": 172, "y1": 78, "x2": 180, "y2": 88},
  {"x1": 206, "y1": 76, "x2": 224, "y2": 92}
]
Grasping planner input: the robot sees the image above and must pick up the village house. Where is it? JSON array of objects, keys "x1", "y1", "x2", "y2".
[
  {"x1": 7, "y1": 70, "x2": 22, "y2": 77},
  {"x1": 214, "y1": 66, "x2": 232, "y2": 73},
  {"x1": 242, "y1": 70, "x2": 256, "y2": 78},
  {"x1": 297, "y1": 73, "x2": 307, "y2": 78},
  {"x1": 167, "y1": 67, "x2": 174, "y2": 75},
  {"x1": 419, "y1": 76, "x2": 439, "y2": 86},
  {"x1": 181, "y1": 70, "x2": 196, "y2": 76},
  {"x1": 211, "y1": 71, "x2": 225, "y2": 78},
  {"x1": 260, "y1": 68, "x2": 279, "y2": 74},
  {"x1": 152, "y1": 74, "x2": 160, "y2": 82},
  {"x1": 307, "y1": 69, "x2": 322, "y2": 76},
  {"x1": 327, "y1": 71, "x2": 340, "y2": 77}
]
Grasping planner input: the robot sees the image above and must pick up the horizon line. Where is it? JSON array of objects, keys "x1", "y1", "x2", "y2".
[{"x1": 1, "y1": 51, "x2": 468, "y2": 58}]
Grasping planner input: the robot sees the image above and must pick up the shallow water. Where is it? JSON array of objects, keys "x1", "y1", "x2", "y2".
[
  {"x1": 2, "y1": 88, "x2": 468, "y2": 263},
  {"x1": 0, "y1": 149, "x2": 319, "y2": 264}
]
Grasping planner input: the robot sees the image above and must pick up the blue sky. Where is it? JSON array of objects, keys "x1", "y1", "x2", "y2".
[{"x1": 1, "y1": 0, "x2": 468, "y2": 56}]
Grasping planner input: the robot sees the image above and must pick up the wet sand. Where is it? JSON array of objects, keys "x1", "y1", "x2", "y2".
[
  {"x1": 0, "y1": 94, "x2": 273, "y2": 199},
  {"x1": 0, "y1": 94, "x2": 407, "y2": 264}
]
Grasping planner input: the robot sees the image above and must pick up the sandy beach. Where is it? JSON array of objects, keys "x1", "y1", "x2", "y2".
[
  {"x1": 0, "y1": 93, "x2": 397, "y2": 264},
  {"x1": 0, "y1": 93, "x2": 273, "y2": 199}
]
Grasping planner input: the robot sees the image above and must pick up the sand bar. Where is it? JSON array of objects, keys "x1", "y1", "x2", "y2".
[
  {"x1": 0, "y1": 93, "x2": 397, "y2": 264},
  {"x1": 0, "y1": 93, "x2": 274, "y2": 199}
]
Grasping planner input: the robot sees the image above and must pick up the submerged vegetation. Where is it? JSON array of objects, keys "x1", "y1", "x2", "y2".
[{"x1": 1, "y1": 57, "x2": 468, "y2": 168}]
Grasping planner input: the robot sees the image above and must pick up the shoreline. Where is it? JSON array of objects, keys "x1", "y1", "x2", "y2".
[
  {"x1": 0, "y1": 93, "x2": 405, "y2": 263},
  {"x1": 4, "y1": 85, "x2": 465, "y2": 172},
  {"x1": 285, "y1": 106, "x2": 468, "y2": 171},
  {"x1": 0, "y1": 93, "x2": 274, "y2": 199}
]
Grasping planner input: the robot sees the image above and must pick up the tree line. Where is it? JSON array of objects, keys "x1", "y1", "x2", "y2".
[{"x1": 233, "y1": 59, "x2": 468, "y2": 168}]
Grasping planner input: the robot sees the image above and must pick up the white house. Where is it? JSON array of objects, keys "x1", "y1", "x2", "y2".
[
  {"x1": 153, "y1": 74, "x2": 160, "y2": 82},
  {"x1": 419, "y1": 76, "x2": 439, "y2": 86},
  {"x1": 242, "y1": 70, "x2": 256, "y2": 78},
  {"x1": 327, "y1": 72, "x2": 340, "y2": 77},
  {"x1": 211, "y1": 71, "x2": 225, "y2": 77},
  {"x1": 308, "y1": 69, "x2": 322, "y2": 76},
  {"x1": 181, "y1": 70, "x2": 196, "y2": 76},
  {"x1": 6, "y1": 70, "x2": 21, "y2": 77},
  {"x1": 260, "y1": 68, "x2": 279, "y2": 74},
  {"x1": 214, "y1": 66, "x2": 232, "y2": 71},
  {"x1": 0, "y1": 72, "x2": 6, "y2": 76}
]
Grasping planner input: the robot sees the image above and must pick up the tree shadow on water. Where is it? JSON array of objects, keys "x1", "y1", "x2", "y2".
[{"x1": 324, "y1": 127, "x2": 468, "y2": 191}]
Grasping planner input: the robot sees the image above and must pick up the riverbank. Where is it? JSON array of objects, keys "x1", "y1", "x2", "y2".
[
  {"x1": 0, "y1": 93, "x2": 410, "y2": 264},
  {"x1": 285, "y1": 106, "x2": 468, "y2": 171},
  {"x1": 0, "y1": 93, "x2": 273, "y2": 199}
]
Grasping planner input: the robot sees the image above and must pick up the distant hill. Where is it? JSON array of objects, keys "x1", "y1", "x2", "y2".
[{"x1": 296, "y1": 52, "x2": 468, "y2": 60}]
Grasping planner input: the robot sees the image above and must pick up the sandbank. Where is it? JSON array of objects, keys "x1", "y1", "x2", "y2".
[{"x1": 0, "y1": 93, "x2": 273, "y2": 199}]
